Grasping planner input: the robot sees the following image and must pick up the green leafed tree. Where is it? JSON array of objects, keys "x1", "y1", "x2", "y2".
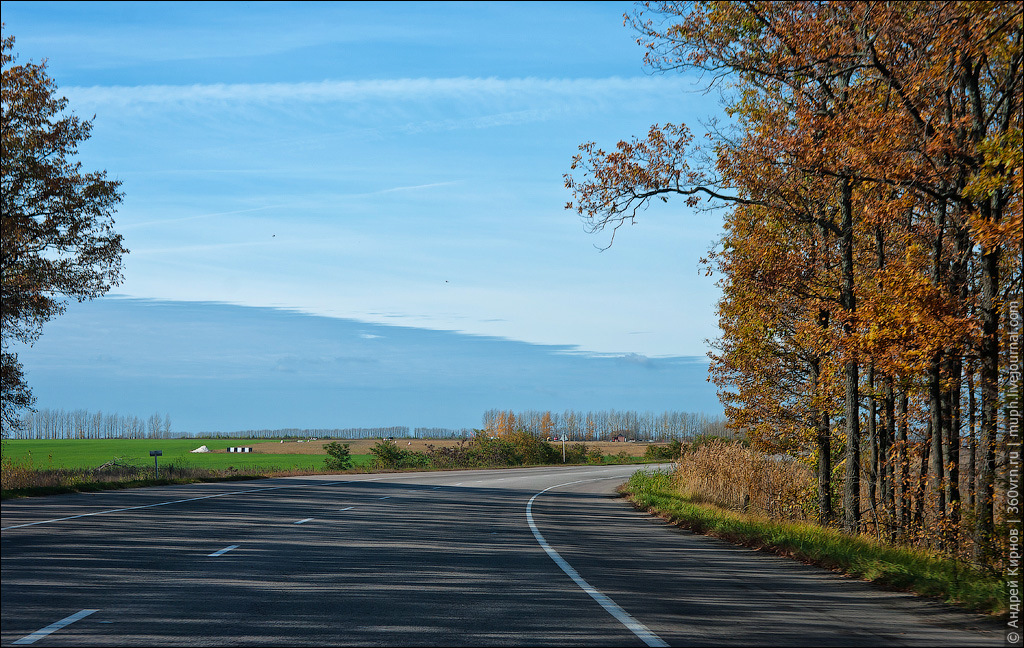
[
  {"x1": 323, "y1": 442, "x2": 354, "y2": 471},
  {"x1": 1, "y1": 31, "x2": 127, "y2": 434}
]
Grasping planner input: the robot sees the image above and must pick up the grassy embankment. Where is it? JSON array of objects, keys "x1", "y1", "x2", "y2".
[{"x1": 621, "y1": 468, "x2": 1007, "y2": 616}]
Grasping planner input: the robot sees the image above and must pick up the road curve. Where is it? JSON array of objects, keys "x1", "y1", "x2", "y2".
[{"x1": 1, "y1": 465, "x2": 1002, "y2": 646}]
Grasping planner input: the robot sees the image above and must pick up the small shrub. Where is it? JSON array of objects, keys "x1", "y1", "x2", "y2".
[
  {"x1": 369, "y1": 439, "x2": 430, "y2": 470},
  {"x1": 509, "y1": 431, "x2": 559, "y2": 465},
  {"x1": 563, "y1": 442, "x2": 590, "y2": 464},
  {"x1": 424, "y1": 440, "x2": 477, "y2": 469},
  {"x1": 323, "y1": 442, "x2": 353, "y2": 471},
  {"x1": 369, "y1": 439, "x2": 406, "y2": 469},
  {"x1": 644, "y1": 439, "x2": 682, "y2": 461}
]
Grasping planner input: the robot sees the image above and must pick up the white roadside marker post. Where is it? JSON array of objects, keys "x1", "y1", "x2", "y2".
[{"x1": 150, "y1": 450, "x2": 162, "y2": 478}]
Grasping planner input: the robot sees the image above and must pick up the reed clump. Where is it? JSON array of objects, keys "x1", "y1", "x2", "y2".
[
  {"x1": 675, "y1": 440, "x2": 813, "y2": 521},
  {"x1": 623, "y1": 468, "x2": 1006, "y2": 615}
]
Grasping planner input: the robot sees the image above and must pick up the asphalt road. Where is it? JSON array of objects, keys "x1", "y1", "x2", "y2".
[{"x1": 0, "y1": 465, "x2": 1003, "y2": 646}]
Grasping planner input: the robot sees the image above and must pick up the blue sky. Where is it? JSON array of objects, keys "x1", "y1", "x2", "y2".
[{"x1": 4, "y1": 2, "x2": 728, "y2": 432}]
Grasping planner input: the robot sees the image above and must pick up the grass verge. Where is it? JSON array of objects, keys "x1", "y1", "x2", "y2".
[{"x1": 621, "y1": 469, "x2": 1007, "y2": 616}]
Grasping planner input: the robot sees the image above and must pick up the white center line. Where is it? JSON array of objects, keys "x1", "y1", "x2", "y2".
[
  {"x1": 526, "y1": 479, "x2": 668, "y2": 648},
  {"x1": 339, "y1": 506, "x2": 355, "y2": 511},
  {"x1": 1, "y1": 482, "x2": 338, "y2": 531},
  {"x1": 294, "y1": 518, "x2": 314, "y2": 524},
  {"x1": 378, "y1": 496, "x2": 391, "y2": 500},
  {"x1": 0, "y1": 476, "x2": 421, "y2": 531},
  {"x1": 207, "y1": 544, "x2": 239, "y2": 557},
  {"x1": 13, "y1": 609, "x2": 98, "y2": 645}
]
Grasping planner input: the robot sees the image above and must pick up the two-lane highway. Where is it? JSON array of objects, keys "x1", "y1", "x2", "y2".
[{"x1": 1, "y1": 465, "x2": 1002, "y2": 646}]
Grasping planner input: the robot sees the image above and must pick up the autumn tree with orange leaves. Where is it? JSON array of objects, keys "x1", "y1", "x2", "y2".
[{"x1": 566, "y1": 1, "x2": 1021, "y2": 563}]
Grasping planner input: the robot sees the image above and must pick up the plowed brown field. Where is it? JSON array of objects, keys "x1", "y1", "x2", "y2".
[{"x1": 230, "y1": 438, "x2": 656, "y2": 456}]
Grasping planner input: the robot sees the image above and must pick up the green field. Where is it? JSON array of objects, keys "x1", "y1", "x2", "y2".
[{"x1": 1, "y1": 439, "x2": 372, "y2": 471}]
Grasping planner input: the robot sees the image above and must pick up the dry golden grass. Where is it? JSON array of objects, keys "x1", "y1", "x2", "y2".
[{"x1": 675, "y1": 440, "x2": 813, "y2": 520}]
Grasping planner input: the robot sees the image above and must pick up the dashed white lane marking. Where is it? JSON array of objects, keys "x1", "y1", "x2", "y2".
[
  {"x1": 294, "y1": 518, "x2": 314, "y2": 524},
  {"x1": 378, "y1": 496, "x2": 391, "y2": 500},
  {"x1": 526, "y1": 479, "x2": 669, "y2": 648},
  {"x1": 12, "y1": 609, "x2": 98, "y2": 645},
  {"x1": 1, "y1": 481, "x2": 344, "y2": 530},
  {"x1": 0, "y1": 474, "x2": 436, "y2": 531},
  {"x1": 207, "y1": 544, "x2": 239, "y2": 557},
  {"x1": 2, "y1": 468, "x2": 652, "y2": 531},
  {"x1": 339, "y1": 506, "x2": 355, "y2": 511}
]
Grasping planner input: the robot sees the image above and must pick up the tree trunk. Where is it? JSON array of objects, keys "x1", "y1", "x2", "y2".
[
  {"x1": 840, "y1": 177, "x2": 861, "y2": 534},
  {"x1": 897, "y1": 391, "x2": 910, "y2": 534},
  {"x1": 867, "y1": 362, "x2": 879, "y2": 533},
  {"x1": 818, "y1": 410, "x2": 833, "y2": 526},
  {"x1": 967, "y1": 360, "x2": 976, "y2": 512},
  {"x1": 915, "y1": 420, "x2": 931, "y2": 534},
  {"x1": 963, "y1": 41, "x2": 1004, "y2": 569},
  {"x1": 928, "y1": 355, "x2": 946, "y2": 548},
  {"x1": 946, "y1": 356, "x2": 962, "y2": 548},
  {"x1": 811, "y1": 357, "x2": 834, "y2": 527},
  {"x1": 975, "y1": 240, "x2": 999, "y2": 564},
  {"x1": 882, "y1": 375, "x2": 895, "y2": 537}
]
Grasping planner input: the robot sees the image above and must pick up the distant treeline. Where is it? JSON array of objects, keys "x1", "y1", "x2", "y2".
[
  {"x1": 481, "y1": 409, "x2": 731, "y2": 441},
  {"x1": 204, "y1": 427, "x2": 473, "y2": 439},
  {"x1": 6, "y1": 411, "x2": 474, "y2": 440},
  {"x1": 12, "y1": 408, "x2": 172, "y2": 439},
  {"x1": 9, "y1": 406, "x2": 729, "y2": 442}
]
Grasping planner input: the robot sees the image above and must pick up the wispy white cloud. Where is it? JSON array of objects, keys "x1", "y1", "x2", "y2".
[
  {"x1": 370, "y1": 181, "x2": 459, "y2": 195},
  {"x1": 399, "y1": 109, "x2": 562, "y2": 134},
  {"x1": 18, "y1": 8, "x2": 446, "y2": 69},
  {"x1": 128, "y1": 241, "x2": 275, "y2": 256},
  {"x1": 120, "y1": 204, "x2": 292, "y2": 230},
  {"x1": 63, "y1": 77, "x2": 692, "y2": 108},
  {"x1": 120, "y1": 182, "x2": 457, "y2": 230}
]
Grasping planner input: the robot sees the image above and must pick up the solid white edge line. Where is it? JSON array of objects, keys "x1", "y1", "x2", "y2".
[
  {"x1": 207, "y1": 544, "x2": 239, "y2": 557},
  {"x1": 526, "y1": 478, "x2": 670, "y2": 648},
  {"x1": 12, "y1": 609, "x2": 98, "y2": 645}
]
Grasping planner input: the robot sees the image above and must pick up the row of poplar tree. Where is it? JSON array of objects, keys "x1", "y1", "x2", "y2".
[
  {"x1": 566, "y1": 2, "x2": 1021, "y2": 564},
  {"x1": 480, "y1": 409, "x2": 730, "y2": 441},
  {"x1": 13, "y1": 408, "x2": 172, "y2": 439},
  {"x1": 8, "y1": 413, "x2": 474, "y2": 440},
  {"x1": 214, "y1": 427, "x2": 471, "y2": 439}
]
